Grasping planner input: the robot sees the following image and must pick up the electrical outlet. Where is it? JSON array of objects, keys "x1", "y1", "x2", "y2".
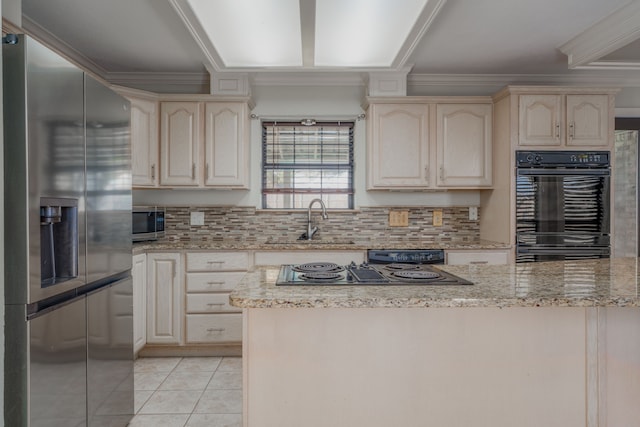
[
  {"x1": 469, "y1": 206, "x2": 478, "y2": 221},
  {"x1": 190, "y1": 211, "x2": 204, "y2": 226},
  {"x1": 389, "y1": 210, "x2": 409, "y2": 227},
  {"x1": 432, "y1": 209, "x2": 443, "y2": 227}
]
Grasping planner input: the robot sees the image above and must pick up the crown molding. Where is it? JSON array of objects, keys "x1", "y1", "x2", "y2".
[
  {"x1": 408, "y1": 73, "x2": 640, "y2": 88},
  {"x1": 21, "y1": 14, "x2": 109, "y2": 79},
  {"x1": 559, "y1": 1, "x2": 640, "y2": 69},
  {"x1": 251, "y1": 72, "x2": 366, "y2": 87}
]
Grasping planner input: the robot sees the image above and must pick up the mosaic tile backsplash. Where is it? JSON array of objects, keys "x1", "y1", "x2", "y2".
[{"x1": 162, "y1": 206, "x2": 480, "y2": 245}]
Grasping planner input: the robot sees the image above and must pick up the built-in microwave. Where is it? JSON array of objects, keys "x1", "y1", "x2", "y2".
[{"x1": 132, "y1": 206, "x2": 165, "y2": 242}]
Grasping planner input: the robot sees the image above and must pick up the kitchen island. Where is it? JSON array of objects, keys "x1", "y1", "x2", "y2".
[{"x1": 230, "y1": 258, "x2": 640, "y2": 427}]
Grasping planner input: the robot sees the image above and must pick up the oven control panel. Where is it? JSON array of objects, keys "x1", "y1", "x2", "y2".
[{"x1": 516, "y1": 151, "x2": 610, "y2": 168}]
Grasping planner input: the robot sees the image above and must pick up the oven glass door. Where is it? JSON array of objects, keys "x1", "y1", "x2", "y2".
[{"x1": 515, "y1": 171, "x2": 610, "y2": 262}]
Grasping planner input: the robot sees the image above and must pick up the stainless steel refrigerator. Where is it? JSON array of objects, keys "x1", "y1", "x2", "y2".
[{"x1": 3, "y1": 35, "x2": 134, "y2": 427}]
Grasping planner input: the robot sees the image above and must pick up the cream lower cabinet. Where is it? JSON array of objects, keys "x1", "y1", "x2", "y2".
[
  {"x1": 254, "y1": 250, "x2": 366, "y2": 266},
  {"x1": 184, "y1": 251, "x2": 248, "y2": 344},
  {"x1": 146, "y1": 252, "x2": 182, "y2": 344},
  {"x1": 445, "y1": 249, "x2": 511, "y2": 265},
  {"x1": 132, "y1": 253, "x2": 147, "y2": 354}
]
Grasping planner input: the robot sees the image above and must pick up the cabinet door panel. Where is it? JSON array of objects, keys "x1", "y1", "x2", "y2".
[
  {"x1": 132, "y1": 254, "x2": 147, "y2": 353},
  {"x1": 131, "y1": 98, "x2": 158, "y2": 187},
  {"x1": 566, "y1": 95, "x2": 609, "y2": 147},
  {"x1": 368, "y1": 104, "x2": 429, "y2": 188},
  {"x1": 160, "y1": 102, "x2": 200, "y2": 186},
  {"x1": 437, "y1": 104, "x2": 492, "y2": 187},
  {"x1": 146, "y1": 253, "x2": 182, "y2": 344},
  {"x1": 204, "y1": 102, "x2": 249, "y2": 187},
  {"x1": 519, "y1": 95, "x2": 562, "y2": 146}
]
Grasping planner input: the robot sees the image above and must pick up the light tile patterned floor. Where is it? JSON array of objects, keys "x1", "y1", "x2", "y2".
[{"x1": 130, "y1": 357, "x2": 242, "y2": 427}]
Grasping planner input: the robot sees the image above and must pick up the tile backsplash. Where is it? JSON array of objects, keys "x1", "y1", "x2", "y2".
[{"x1": 162, "y1": 206, "x2": 480, "y2": 245}]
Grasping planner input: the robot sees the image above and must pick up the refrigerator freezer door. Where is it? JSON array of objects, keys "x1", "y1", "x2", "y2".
[
  {"x1": 87, "y1": 278, "x2": 134, "y2": 426},
  {"x1": 84, "y1": 75, "x2": 132, "y2": 284},
  {"x1": 4, "y1": 296, "x2": 87, "y2": 427}
]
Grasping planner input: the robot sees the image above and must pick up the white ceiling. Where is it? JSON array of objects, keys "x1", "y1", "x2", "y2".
[{"x1": 18, "y1": 0, "x2": 640, "y2": 94}]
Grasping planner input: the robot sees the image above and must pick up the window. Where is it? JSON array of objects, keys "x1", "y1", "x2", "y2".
[{"x1": 262, "y1": 120, "x2": 354, "y2": 209}]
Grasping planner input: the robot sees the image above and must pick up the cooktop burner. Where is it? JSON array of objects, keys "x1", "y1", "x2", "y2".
[
  {"x1": 299, "y1": 272, "x2": 343, "y2": 281},
  {"x1": 391, "y1": 270, "x2": 441, "y2": 280},
  {"x1": 276, "y1": 262, "x2": 472, "y2": 286},
  {"x1": 292, "y1": 262, "x2": 344, "y2": 273}
]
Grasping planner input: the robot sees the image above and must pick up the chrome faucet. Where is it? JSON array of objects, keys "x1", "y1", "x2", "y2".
[{"x1": 305, "y1": 198, "x2": 328, "y2": 240}]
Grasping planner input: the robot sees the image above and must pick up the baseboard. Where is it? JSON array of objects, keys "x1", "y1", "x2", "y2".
[{"x1": 137, "y1": 344, "x2": 242, "y2": 358}]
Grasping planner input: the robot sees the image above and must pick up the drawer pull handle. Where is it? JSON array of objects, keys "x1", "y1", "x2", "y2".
[
  {"x1": 206, "y1": 281, "x2": 224, "y2": 285},
  {"x1": 206, "y1": 328, "x2": 225, "y2": 333},
  {"x1": 206, "y1": 261, "x2": 225, "y2": 264},
  {"x1": 470, "y1": 261, "x2": 489, "y2": 264},
  {"x1": 207, "y1": 303, "x2": 225, "y2": 307}
]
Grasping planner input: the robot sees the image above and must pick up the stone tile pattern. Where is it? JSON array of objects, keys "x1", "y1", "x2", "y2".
[
  {"x1": 230, "y1": 258, "x2": 640, "y2": 309},
  {"x1": 162, "y1": 206, "x2": 480, "y2": 245},
  {"x1": 130, "y1": 356, "x2": 242, "y2": 427}
]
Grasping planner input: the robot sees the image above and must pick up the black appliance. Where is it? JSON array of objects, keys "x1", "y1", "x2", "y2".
[
  {"x1": 132, "y1": 206, "x2": 165, "y2": 242},
  {"x1": 276, "y1": 250, "x2": 472, "y2": 286},
  {"x1": 515, "y1": 150, "x2": 611, "y2": 262}
]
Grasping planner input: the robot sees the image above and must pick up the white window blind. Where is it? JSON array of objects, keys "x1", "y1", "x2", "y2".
[{"x1": 262, "y1": 121, "x2": 354, "y2": 209}]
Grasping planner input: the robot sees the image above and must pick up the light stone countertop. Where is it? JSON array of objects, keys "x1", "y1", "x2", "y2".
[
  {"x1": 133, "y1": 238, "x2": 509, "y2": 253},
  {"x1": 229, "y1": 258, "x2": 640, "y2": 308}
]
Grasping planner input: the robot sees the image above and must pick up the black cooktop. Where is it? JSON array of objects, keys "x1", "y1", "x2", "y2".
[{"x1": 275, "y1": 262, "x2": 473, "y2": 286}]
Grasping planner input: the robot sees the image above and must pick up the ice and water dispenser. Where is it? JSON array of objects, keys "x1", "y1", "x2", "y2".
[{"x1": 40, "y1": 197, "x2": 79, "y2": 287}]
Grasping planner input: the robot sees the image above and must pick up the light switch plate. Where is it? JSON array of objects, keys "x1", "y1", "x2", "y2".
[
  {"x1": 469, "y1": 206, "x2": 478, "y2": 221},
  {"x1": 389, "y1": 210, "x2": 409, "y2": 227},
  {"x1": 190, "y1": 211, "x2": 204, "y2": 226},
  {"x1": 432, "y1": 209, "x2": 443, "y2": 227}
]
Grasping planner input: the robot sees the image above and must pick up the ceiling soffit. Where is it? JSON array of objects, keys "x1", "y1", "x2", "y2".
[{"x1": 559, "y1": 1, "x2": 640, "y2": 70}]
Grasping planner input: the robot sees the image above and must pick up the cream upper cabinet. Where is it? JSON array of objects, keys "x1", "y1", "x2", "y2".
[
  {"x1": 367, "y1": 103, "x2": 430, "y2": 189},
  {"x1": 518, "y1": 93, "x2": 611, "y2": 148},
  {"x1": 203, "y1": 102, "x2": 250, "y2": 188},
  {"x1": 565, "y1": 94, "x2": 610, "y2": 147},
  {"x1": 130, "y1": 97, "x2": 159, "y2": 187},
  {"x1": 518, "y1": 94, "x2": 562, "y2": 146},
  {"x1": 367, "y1": 98, "x2": 493, "y2": 190},
  {"x1": 159, "y1": 100, "x2": 250, "y2": 188},
  {"x1": 436, "y1": 104, "x2": 492, "y2": 187},
  {"x1": 160, "y1": 102, "x2": 201, "y2": 186}
]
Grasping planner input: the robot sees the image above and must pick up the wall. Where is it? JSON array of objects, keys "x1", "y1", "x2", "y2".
[
  {"x1": 133, "y1": 84, "x2": 481, "y2": 209},
  {"x1": 1, "y1": 0, "x2": 6, "y2": 418}
]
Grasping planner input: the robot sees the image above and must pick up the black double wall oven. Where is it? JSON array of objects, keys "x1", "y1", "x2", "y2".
[{"x1": 515, "y1": 151, "x2": 611, "y2": 262}]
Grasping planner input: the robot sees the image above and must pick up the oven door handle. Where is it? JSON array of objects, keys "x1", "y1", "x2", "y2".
[
  {"x1": 517, "y1": 168, "x2": 610, "y2": 176},
  {"x1": 517, "y1": 246, "x2": 610, "y2": 256}
]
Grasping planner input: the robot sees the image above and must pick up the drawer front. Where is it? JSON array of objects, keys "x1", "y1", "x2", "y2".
[
  {"x1": 186, "y1": 293, "x2": 239, "y2": 314},
  {"x1": 186, "y1": 252, "x2": 249, "y2": 272},
  {"x1": 186, "y1": 272, "x2": 246, "y2": 292},
  {"x1": 186, "y1": 313, "x2": 242, "y2": 344}
]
